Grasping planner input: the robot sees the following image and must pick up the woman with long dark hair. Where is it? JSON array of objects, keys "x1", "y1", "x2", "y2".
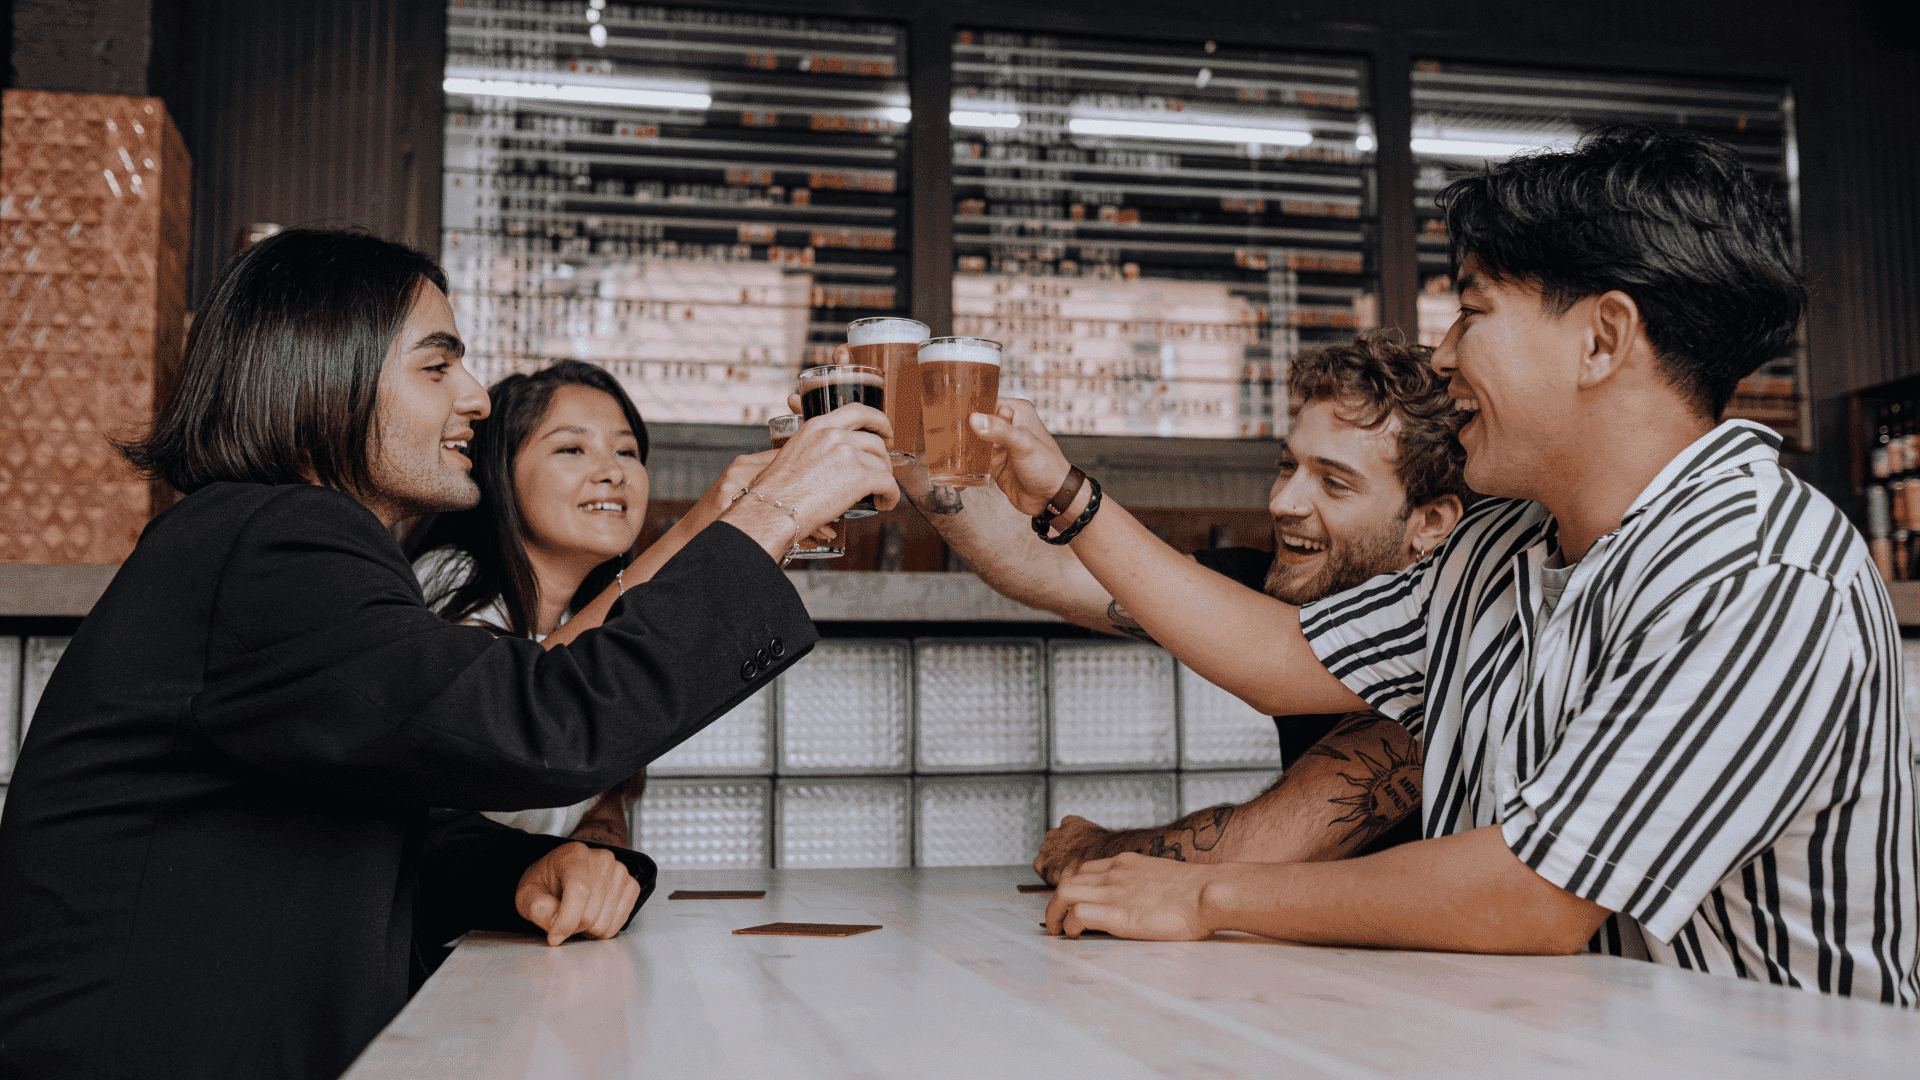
[{"x1": 407, "y1": 359, "x2": 773, "y2": 846}]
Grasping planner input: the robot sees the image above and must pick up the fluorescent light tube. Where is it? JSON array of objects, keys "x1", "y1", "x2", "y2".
[
  {"x1": 443, "y1": 77, "x2": 711, "y2": 110},
  {"x1": 951, "y1": 110, "x2": 1022, "y2": 129},
  {"x1": 1410, "y1": 135, "x2": 1577, "y2": 159},
  {"x1": 1068, "y1": 118, "x2": 1312, "y2": 146}
]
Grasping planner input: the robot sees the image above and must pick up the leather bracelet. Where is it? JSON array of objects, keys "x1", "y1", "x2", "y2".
[
  {"x1": 1043, "y1": 465, "x2": 1087, "y2": 520},
  {"x1": 1032, "y1": 474, "x2": 1102, "y2": 546}
]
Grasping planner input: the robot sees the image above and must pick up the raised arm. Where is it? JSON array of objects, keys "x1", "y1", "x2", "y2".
[
  {"x1": 973, "y1": 401, "x2": 1363, "y2": 716},
  {"x1": 897, "y1": 454, "x2": 1139, "y2": 635},
  {"x1": 1033, "y1": 712, "x2": 1419, "y2": 882}
]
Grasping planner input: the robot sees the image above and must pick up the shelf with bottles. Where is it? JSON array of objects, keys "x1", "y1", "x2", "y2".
[{"x1": 1851, "y1": 373, "x2": 1920, "y2": 590}]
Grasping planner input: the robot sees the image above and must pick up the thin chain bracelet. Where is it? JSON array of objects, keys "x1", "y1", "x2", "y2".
[{"x1": 731, "y1": 486, "x2": 803, "y2": 558}]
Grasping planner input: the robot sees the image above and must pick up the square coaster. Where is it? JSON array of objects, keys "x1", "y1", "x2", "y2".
[
  {"x1": 669, "y1": 890, "x2": 767, "y2": 900},
  {"x1": 732, "y1": 922, "x2": 882, "y2": 937}
]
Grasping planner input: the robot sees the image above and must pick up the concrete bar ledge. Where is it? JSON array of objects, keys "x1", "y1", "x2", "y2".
[
  {"x1": 0, "y1": 564, "x2": 120, "y2": 617},
  {"x1": 784, "y1": 569, "x2": 1062, "y2": 622}
]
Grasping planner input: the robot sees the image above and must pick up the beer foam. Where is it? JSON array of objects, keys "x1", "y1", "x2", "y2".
[
  {"x1": 847, "y1": 318, "x2": 930, "y2": 346},
  {"x1": 917, "y1": 340, "x2": 1002, "y2": 367},
  {"x1": 799, "y1": 367, "x2": 884, "y2": 390}
]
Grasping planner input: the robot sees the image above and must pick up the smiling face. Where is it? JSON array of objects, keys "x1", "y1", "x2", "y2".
[
  {"x1": 513, "y1": 384, "x2": 648, "y2": 576},
  {"x1": 1429, "y1": 255, "x2": 1587, "y2": 501},
  {"x1": 363, "y1": 283, "x2": 489, "y2": 525},
  {"x1": 1263, "y1": 398, "x2": 1421, "y2": 605}
]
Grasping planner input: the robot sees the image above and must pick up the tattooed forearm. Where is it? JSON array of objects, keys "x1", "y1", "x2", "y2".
[
  {"x1": 569, "y1": 786, "x2": 635, "y2": 848},
  {"x1": 1113, "y1": 804, "x2": 1237, "y2": 863},
  {"x1": 570, "y1": 822, "x2": 627, "y2": 848},
  {"x1": 1313, "y1": 714, "x2": 1422, "y2": 846},
  {"x1": 915, "y1": 484, "x2": 965, "y2": 515},
  {"x1": 1106, "y1": 598, "x2": 1159, "y2": 645}
]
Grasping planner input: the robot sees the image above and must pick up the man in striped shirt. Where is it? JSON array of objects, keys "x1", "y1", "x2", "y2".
[{"x1": 978, "y1": 123, "x2": 1917, "y2": 1004}]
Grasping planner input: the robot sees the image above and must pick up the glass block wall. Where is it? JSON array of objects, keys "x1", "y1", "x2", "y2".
[
  {"x1": 636, "y1": 638, "x2": 1282, "y2": 869},
  {"x1": 0, "y1": 635, "x2": 72, "y2": 817}
]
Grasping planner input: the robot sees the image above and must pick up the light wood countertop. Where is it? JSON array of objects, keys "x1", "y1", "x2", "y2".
[{"x1": 344, "y1": 866, "x2": 1914, "y2": 1079}]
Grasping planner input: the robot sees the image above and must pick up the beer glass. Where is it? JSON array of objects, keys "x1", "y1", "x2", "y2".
[
  {"x1": 917, "y1": 337, "x2": 1001, "y2": 487},
  {"x1": 797, "y1": 363, "x2": 884, "y2": 518},
  {"x1": 767, "y1": 414, "x2": 845, "y2": 559},
  {"x1": 846, "y1": 317, "x2": 929, "y2": 464}
]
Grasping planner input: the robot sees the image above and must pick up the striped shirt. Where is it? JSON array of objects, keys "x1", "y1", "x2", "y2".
[{"x1": 1302, "y1": 420, "x2": 1919, "y2": 1004}]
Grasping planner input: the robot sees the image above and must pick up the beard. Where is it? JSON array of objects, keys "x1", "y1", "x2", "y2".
[{"x1": 1262, "y1": 514, "x2": 1410, "y2": 606}]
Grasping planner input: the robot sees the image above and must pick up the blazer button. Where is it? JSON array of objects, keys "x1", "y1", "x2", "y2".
[
  {"x1": 741, "y1": 659, "x2": 758, "y2": 681},
  {"x1": 755, "y1": 648, "x2": 770, "y2": 669},
  {"x1": 769, "y1": 637, "x2": 785, "y2": 659}
]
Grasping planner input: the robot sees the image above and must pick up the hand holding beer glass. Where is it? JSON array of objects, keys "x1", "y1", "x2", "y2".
[
  {"x1": 767, "y1": 414, "x2": 844, "y2": 559},
  {"x1": 918, "y1": 336, "x2": 1002, "y2": 487},
  {"x1": 798, "y1": 364, "x2": 887, "y2": 517}
]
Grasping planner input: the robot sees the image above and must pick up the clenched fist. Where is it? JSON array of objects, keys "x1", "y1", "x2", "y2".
[{"x1": 515, "y1": 841, "x2": 643, "y2": 946}]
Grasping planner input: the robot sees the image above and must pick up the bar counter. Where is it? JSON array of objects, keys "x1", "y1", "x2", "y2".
[{"x1": 343, "y1": 866, "x2": 1912, "y2": 1079}]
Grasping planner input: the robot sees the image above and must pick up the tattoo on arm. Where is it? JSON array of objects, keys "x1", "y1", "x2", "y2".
[
  {"x1": 1106, "y1": 598, "x2": 1159, "y2": 645},
  {"x1": 569, "y1": 788, "x2": 633, "y2": 848},
  {"x1": 916, "y1": 485, "x2": 965, "y2": 515},
  {"x1": 1310, "y1": 713, "x2": 1423, "y2": 847},
  {"x1": 1119, "y1": 804, "x2": 1237, "y2": 863}
]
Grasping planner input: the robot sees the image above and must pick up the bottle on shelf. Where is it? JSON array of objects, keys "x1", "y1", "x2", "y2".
[
  {"x1": 1868, "y1": 483, "x2": 1894, "y2": 582},
  {"x1": 1872, "y1": 406, "x2": 1892, "y2": 480}
]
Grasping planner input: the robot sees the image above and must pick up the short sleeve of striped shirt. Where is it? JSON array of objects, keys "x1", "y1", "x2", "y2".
[
  {"x1": 1502, "y1": 563, "x2": 1868, "y2": 942},
  {"x1": 1297, "y1": 559, "x2": 1437, "y2": 736}
]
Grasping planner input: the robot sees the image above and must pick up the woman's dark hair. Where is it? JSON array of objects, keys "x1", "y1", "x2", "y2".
[
  {"x1": 406, "y1": 360, "x2": 649, "y2": 638},
  {"x1": 120, "y1": 228, "x2": 448, "y2": 495},
  {"x1": 1289, "y1": 331, "x2": 1476, "y2": 512},
  {"x1": 1436, "y1": 123, "x2": 1805, "y2": 418}
]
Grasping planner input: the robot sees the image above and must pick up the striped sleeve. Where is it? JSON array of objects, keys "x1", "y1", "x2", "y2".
[
  {"x1": 1299, "y1": 560, "x2": 1434, "y2": 735},
  {"x1": 1502, "y1": 563, "x2": 1861, "y2": 942}
]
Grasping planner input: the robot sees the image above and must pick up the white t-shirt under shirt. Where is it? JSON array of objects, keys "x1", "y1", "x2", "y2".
[
  {"x1": 1302, "y1": 420, "x2": 1917, "y2": 1004},
  {"x1": 412, "y1": 547, "x2": 599, "y2": 840}
]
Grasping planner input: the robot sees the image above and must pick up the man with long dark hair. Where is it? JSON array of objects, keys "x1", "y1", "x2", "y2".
[
  {"x1": 979, "y1": 125, "x2": 1916, "y2": 1003},
  {"x1": 0, "y1": 228, "x2": 898, "y2": 1077}
]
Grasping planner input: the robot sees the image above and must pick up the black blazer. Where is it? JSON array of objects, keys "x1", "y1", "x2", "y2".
[{"x1": 0, "y1": 483, "x2": 815, "y2": 1079}]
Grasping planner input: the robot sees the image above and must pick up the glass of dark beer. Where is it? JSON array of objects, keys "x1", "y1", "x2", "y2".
[
  {"x1": 846, "y1": 317, "x2": 929, "y2": 464},
  {"x1": 917, "y1": 337, "x2": 1001, "y2": 487},
  {"x1": 767, "y1": 414, "x2": 844, "y2": 559},
  {"x1": 797, "y1": 363, "x2": 884, "y2": 518}
]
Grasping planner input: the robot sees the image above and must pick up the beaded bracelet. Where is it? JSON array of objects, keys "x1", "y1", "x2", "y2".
[{"x1": 1031, "y1": 473, "x2": 1102, "y2": 546}]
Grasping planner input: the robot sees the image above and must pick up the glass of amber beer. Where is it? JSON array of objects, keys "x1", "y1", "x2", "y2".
[
  {"x1": 797, "y1": 363, "x2": 884, "y2": 517},
  {"x1": 767, "y1": 414, "x2": 844, "y2": 559},
  {"x1": 846, "y1": 317, "x2": 928, "y2": 464},
  {"x1": 917, "y1": 336, "x2": 1001, "y2": 487}
]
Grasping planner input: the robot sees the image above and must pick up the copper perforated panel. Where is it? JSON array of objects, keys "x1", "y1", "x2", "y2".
[{"x1": 0, "y1": 91, "x2": 189, "y2": 564}]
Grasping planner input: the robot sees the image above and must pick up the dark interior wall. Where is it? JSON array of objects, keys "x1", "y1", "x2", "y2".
[
  {"x1": 9, "y1": 0, "x2": 1917, "y2": 506},
  {"x1": 158, "y1": 0, "x2": 447, "y2": 304}
]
